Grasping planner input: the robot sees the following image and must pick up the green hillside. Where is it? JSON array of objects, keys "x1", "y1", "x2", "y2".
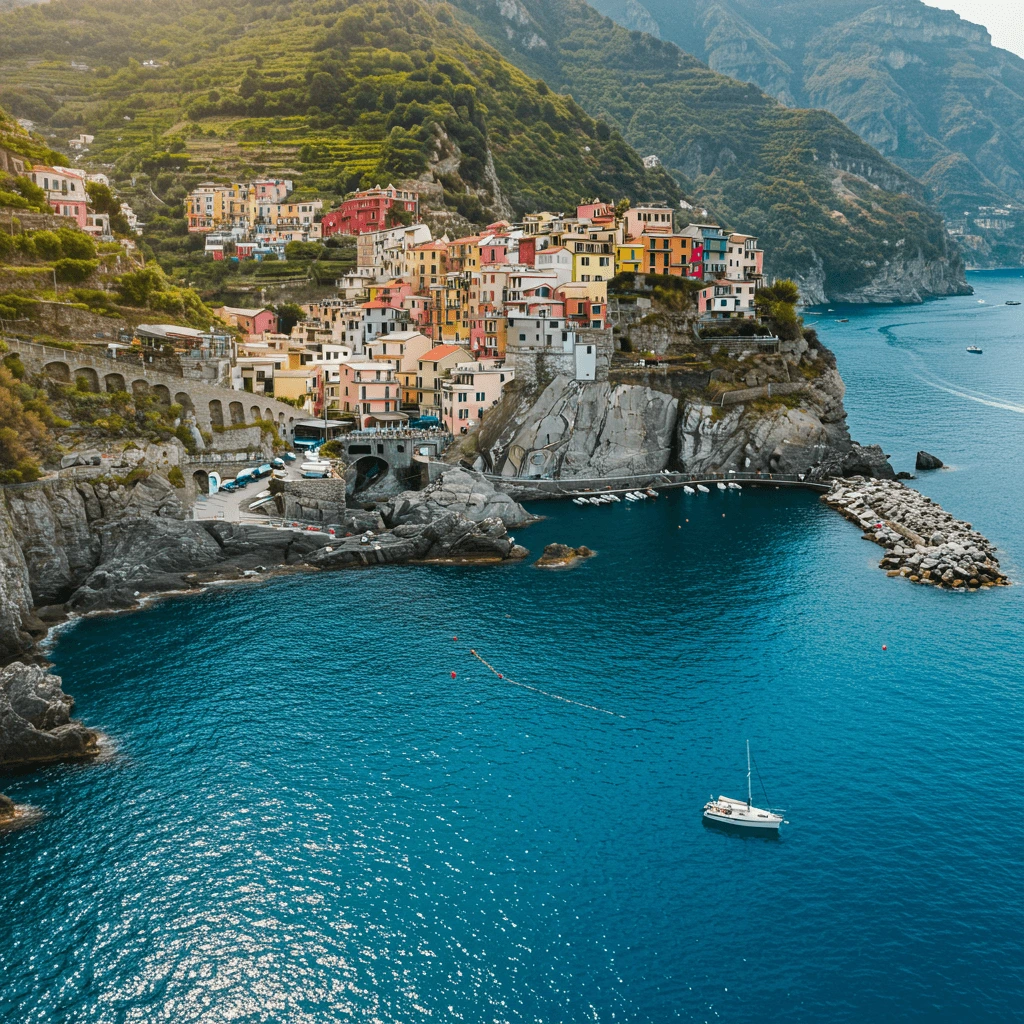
[
  {"x1": 449, "y1": 0, "x2": 968, "y2": 296},
  {"x1": 587, "y1": 0, "x2": 1024, "y2": 267},
  {"x1": 0, "y1": 0, "x2": 680, "y2": 237}
]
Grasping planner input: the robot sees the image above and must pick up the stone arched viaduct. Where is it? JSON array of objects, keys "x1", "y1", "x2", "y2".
[{"x1": 6, "y1": 340, "x2": 298, "y2": 439}]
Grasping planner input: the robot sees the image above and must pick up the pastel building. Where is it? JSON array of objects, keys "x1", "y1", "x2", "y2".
[
  {"x1": 414, "y1": 344, "x2": 471, "y2": 415},
  {"x1": 339, "y1": 360, "x2": 402, "y2": 428},
  {"x1": 30, "y1": 165, "x2": 88, "y2": 227},
  {"x1": 699, "y1": 280, "x2": 757, "y2": 319},
  {"x1": 441, "y1": 360, "x2": 515, "y2": 434},
  {"x1": 320, "y1": 184, "x2": 419, "y2": 237},
  {"x1": 214, "y1": 306, "x2": 278, "y2": 338}
]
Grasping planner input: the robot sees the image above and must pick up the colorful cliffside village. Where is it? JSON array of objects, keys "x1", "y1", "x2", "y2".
[{"x1": 178, "y1": 181, "x2": 765, "y2": 435}]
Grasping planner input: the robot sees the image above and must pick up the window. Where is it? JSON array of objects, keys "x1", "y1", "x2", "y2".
[{"x1": 476, "y1": 392, "x2": 486, "y2": 402}]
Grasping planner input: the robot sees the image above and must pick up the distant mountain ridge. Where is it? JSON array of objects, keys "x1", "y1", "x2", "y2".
[
  {"x1": 587, "y1": 0, "x2": 1024, "y2": 267},
  {"x1": 450, "y1": 0, "x2": 969, "y2": 301}
]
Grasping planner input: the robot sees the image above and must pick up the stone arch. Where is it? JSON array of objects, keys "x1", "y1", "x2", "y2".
[
  {"x1": 175, "y1": 392, "x2": 194, "y2": 415},
  {"x1": 131, "y1": 379, "x2": 150, "y2": 399},
  {"x1": 250, "y1": 404, "x2": 262, "y2": 423},
  {"x1": 350, "y1": 455, "x2": 390, "y2": 493},
  {"x1": 209, "y1": 399, "x2": 224, "y2": 428},
  {"x1": 43, "y1": 360, "x2": 71, "y2": 383},
  {"x1": 229, "y1": 401, "x2": 245, "y2": 425},
  {"x1": 105, "y1": 372, "x2": 127, "y2": 394},
  {"x1": 262, "y1": 407, "x2": 274, "y2": 423},
  {"x1": 192, "y1": 469, "x2": 210, "y2": 495},
  {"x1": 152, "y1": 383, "x2": 171, "y2": 406},
  {"x1": 278, "y1": 412, "x2": 285, "y2": 426},
  {"x1": 73, "y1": 366, "x2": 100, "y2": 392}
]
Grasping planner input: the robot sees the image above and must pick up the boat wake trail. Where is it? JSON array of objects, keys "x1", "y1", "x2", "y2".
[
  {"x1": 468, "y1": 648, "x2": 626, "y2": 718},
  {"x1": 907, "y1": 355, "x2": 1024, "y2": 415}
]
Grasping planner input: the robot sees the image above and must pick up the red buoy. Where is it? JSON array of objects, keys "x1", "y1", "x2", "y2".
[
  {"x1": 451, "y1": 671, "x2": 457, "y2": 678},
  {"x1": 882, "y1": 645, "x2": 887, "y2": 651},
  {"x1": 498, "y1": 673, "x2": 503, "y2": 679},
  {"x1": 453, "y1": 635, "x2": 458, "y2": 641}
]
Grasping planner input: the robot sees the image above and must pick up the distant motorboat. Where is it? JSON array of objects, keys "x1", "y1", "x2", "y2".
[
  {"x1": 836, "y1": 318, "x2": 849, "y2": 323},
  {"x1": 703, "y1": 742, "x2": 784, "y2": 833},
  {"x1": 697, "y1": 484, "x2": 710, "y2": 494},
  {"x1": 967, "y1": 345, "x2": 983, "y2": 354},
  {"x1": 1006, "y1": 300, "x2": 1021, "y2": 305},
  {"x1": 683, "y1": 485, "x2": 695, "y2": 495},
  {"x1": 717, "y1": 481, "x2": 727, "y2": 491}
]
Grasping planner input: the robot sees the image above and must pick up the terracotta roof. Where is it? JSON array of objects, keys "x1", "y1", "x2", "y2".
[
  {"x1": 361, "y1": 299, "x2": 403, "y2": 309},
  {"x1": 422, "y1": 344, "x2": 464, "y2": 360}
]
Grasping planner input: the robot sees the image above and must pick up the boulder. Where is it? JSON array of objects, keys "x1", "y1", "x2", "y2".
[
  {"x1": 0, "y1": 663, "x2": 99, "y2": 768},
  {"x1": 0, "y1": 791, "x2": 14, "y2": 822},
  {"x1": 841, "y1": 443, "x2": 896, "y2": 480},
  {"x1": 916, "y1": 450, "x2": 944, "y2": 470},
  {"x1": 535, "y1": 543, "x2": 594, "y2": 568},
  {"x1": 384, "y1": 468, "x2": 536, "y2": 529}
]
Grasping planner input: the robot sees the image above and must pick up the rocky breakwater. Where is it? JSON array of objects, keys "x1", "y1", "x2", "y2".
[{"x1": 824, "y1": 478, "x2": 1008, "y2": 589}]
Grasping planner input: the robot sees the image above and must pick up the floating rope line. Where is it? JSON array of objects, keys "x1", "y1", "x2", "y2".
[{"x1": 468, "y1": 648, "x2": 626, "y2": 719}]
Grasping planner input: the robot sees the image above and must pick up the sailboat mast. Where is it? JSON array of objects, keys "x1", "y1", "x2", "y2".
[{"x1": 747, "y1": 740, "x2": 752, "y2": 808}]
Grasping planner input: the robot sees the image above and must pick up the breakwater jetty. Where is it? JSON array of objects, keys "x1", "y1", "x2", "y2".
[{"x1": 824, "y1": 478, "x2": 1008, "y2": 589}]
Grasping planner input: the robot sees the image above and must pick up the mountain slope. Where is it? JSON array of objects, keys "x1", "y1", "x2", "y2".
[
  {"x1": 448, "y1": 0, "x2": 969, "y2": 302},
  {"x1": 587, "y1": 0, "x2": 1024, "y2": 267},
  {"x1": 0, "y1": 0, "x2": 679, "y2": 229}
]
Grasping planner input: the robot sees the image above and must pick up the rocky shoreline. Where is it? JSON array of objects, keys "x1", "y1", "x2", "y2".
[{"x1": 824, "y1": 478, "x2": 1008, "y2": 589}]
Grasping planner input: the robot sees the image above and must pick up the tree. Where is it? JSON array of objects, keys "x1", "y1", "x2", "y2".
[
  {"x1": 86, "y1": 180, "x2": 119, "y2": 216},
  {"x1": 274, "y1": 302, "x2": 305, "y2": 334}
]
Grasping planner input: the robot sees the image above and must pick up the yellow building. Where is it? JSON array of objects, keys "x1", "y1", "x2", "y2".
[
  {"x1": 415, "y1": 344, "x2": 471, "y2": 414},
  {"x1": 404, "y1": 240, "x2": 449, "y2": 291},
  {"x1": 616, "y1": 242, "x2": 644, "y2": 275}
]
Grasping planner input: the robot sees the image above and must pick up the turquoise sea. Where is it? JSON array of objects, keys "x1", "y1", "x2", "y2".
[{"x1": 2, "y1": 272, "x2": 1023, "y2": 1022}]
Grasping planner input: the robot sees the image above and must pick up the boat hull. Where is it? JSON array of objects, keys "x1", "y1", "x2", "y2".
[{"x1": 703, "y1": 810, "x2": 780, "y2": 831}]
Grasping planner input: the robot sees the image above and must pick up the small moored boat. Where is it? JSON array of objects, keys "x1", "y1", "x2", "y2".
[
  {"x1": 703, "y1": 742, "x2": 784, "y2": 833},
  {"x1": 717, "y1": 481, "x2": 727, "y2": 491},
  {"x1": 727, "y1": 481, "x2": 742, "y2": 490},
  {"x1": 697, "y1": 484, "x2": 710, "y2": 494},
  {"x1": 683, "y1": 485, "x2": 695, "y2": 495},
  {"x1": 967, "y1": 345, "x2": 983, "y2": 354},
  {"x1": 645, "y1": 488, "x2": 658, "y2": 498}
]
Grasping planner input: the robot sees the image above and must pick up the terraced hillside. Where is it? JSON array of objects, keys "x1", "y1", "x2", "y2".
[
  {"x1": 450, "y1": 0, "x2": 971, "y2": 302},
  {"x1": 0, "y1": 0, "x2": 681, "y2": 229}
]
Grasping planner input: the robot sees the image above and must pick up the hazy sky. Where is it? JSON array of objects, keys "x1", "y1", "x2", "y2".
[{"x1": 924, "y1": 0, "x2": 1024, "y2": 58}]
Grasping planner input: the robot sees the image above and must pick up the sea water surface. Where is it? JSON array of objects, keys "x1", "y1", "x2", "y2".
[{"x1": 2, "y1": 272, "x2": 1023, "y2": 1023}]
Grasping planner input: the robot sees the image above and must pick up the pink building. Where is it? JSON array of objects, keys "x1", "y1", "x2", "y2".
[
  {"x1": 321, "y1": 184, "x2": 419, "y2": 238},
  {"x1": 31, "y1": 165, "x2": 88, "y2": 227},
  {"x1": 339, "y1": 360, "x2": 402, "y2": 428},
  {"x1": 213, "y1": 306, "x2": 278, "y2": 337},
  {"x1": 441, "y1": 361, "x2": 515, "y2": 434},
  {"x1": 576, "y1": 202, "x2": 616, "y2": 226},
  {"x1": 623, "y1": 204, "x2": 673, "y2": 241}
]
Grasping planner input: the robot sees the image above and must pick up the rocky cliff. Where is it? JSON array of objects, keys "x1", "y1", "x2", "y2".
[
  {"x1": 462, "y1": 330, "x2": 894, "y2": 485},
  {"x1": 0, "y1": 467, "x2": 532, "y2": 665}
]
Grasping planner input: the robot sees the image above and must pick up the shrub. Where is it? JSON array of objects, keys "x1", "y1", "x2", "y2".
[
  {"x1": 29, "y1": 230, "x2": 62, "y2": 261},
  {"x1": 54, "y1": 258, "x2": 99, "y2": 283},
  {"x1": 167, "y1": 465, "x2": 185, "y2": 487}
]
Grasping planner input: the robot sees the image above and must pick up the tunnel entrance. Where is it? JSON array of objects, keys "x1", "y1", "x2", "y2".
[{"x1": 350, "y1": 455, "x2": 389, "y2": 494}]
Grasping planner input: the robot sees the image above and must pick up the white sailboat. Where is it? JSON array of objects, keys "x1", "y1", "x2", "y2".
[{"x1": 703, "y1": 741, "x2": 784, "y2": 832}]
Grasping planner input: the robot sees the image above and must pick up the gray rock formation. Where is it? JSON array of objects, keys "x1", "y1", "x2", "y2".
[
  {"x1": 0, "y1": 663, "x2": 98, "y2": 767},
  {"x1": 0, "y1": 469, "x2": 533, "y2": 661},
  {"x1": 383, "y1": 467, "x2": 538, "y2": 528},
  {"x1": 916, "y1": 450, "x2": 944, "y2": 470},
  {"x1": 489, "y1": 376, "x2": 678, "y2": 479},
  {"x1": 0, "y1": 791, "x2": 14, "y2": 822}
]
